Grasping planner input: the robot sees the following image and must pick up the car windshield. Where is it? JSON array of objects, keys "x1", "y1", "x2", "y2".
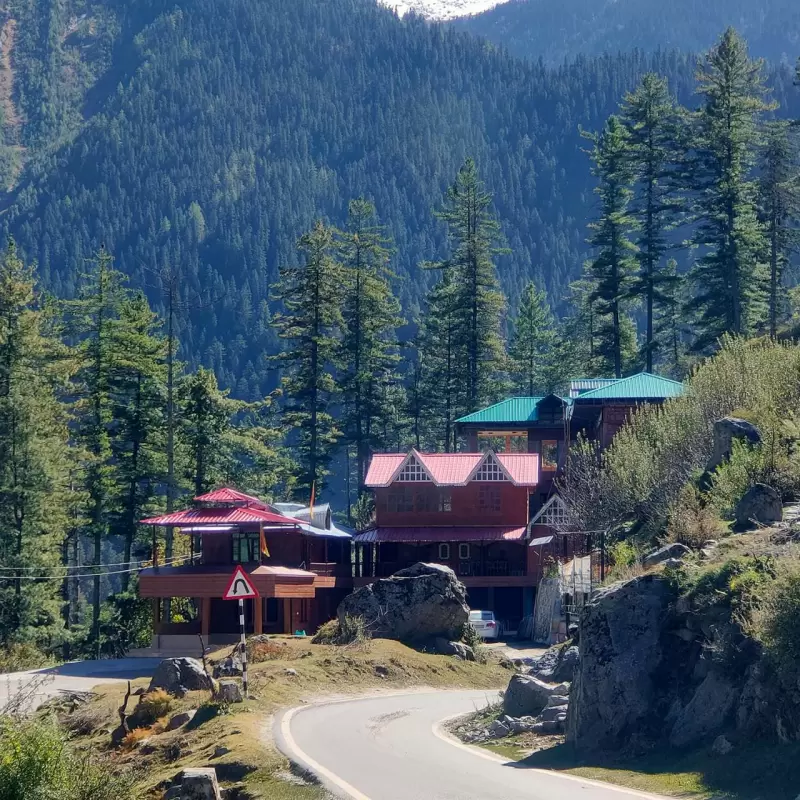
[{"x1": 469, "y1": 611, "x2": 494, "y2": 620}]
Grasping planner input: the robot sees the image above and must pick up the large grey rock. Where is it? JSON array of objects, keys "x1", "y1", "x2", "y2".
[
  {"x1": 149, "y1": 658, "x2": 213, "y2": 696},
  {"x1": 213, "y1": 655, "x2": 242, "y2": 678},
  {"x1": 337, "y1": 563, "x2": 469, "y2": 643},
  {"x1": 532, "y1": 644, "x2": 579, "y2": 683},
  {"x1": 180, "y1": 768, "x2": 221, "y2": 800},
  {"x1": 166, "y1": 710, "x2": 196, "y2": 731},
  {"x1": 566, "y1": 574, "x2": 674, "y2": 753},
  {"x1": 503, "y1": 674, "x2": 569, "y2": 717},
  {"x1": 434, "y1": 637, "x2": 475, "y2": 661},
  {"x1": 643, "y1": 543, "x2": 690, "y2": 569},
  {"x1": 669, "y1": 671, "x2": 739, "y2": 748},
  {"x1": 735, "y1": 484, "x2": 782, "y2": 529},
  {"x1": 706, "y1": 418, "x2": 761, "y2": 472}
]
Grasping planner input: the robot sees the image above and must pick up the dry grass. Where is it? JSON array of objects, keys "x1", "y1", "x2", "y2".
[{"x1": 65, "y1": 637, "x2": 511, "y2": 800}]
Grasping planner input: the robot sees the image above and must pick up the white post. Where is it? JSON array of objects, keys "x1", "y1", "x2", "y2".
[{"x1": 238, "y1": 598, "x2": 248, "y2": 697}]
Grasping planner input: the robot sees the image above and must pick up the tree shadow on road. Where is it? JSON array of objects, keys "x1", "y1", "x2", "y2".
[{"x1": 504, "y1": 740, "x2": 800, "y2": 800}]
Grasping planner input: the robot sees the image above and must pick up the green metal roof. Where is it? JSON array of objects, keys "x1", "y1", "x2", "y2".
[
  {"x1": 456, "y1": 397, "x2": 546, "y2": 425},
  {"x1": 574, "y1": 372, "x2": 684, "y2": 401}
]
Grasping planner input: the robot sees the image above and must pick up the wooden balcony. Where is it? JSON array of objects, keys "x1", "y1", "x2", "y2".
[{"x1": 354, "y1": 559, "x2": 536, "y2": 587}]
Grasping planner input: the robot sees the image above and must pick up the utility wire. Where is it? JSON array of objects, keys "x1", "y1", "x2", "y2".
[{"x1": 0, "y1": 555, "x2": 191, "y2": 580}]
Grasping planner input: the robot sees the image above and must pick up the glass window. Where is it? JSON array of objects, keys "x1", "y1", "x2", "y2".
[
  {"x1": 479, "y1": 486, "x2": 502, "y2": 513},
  {"x1": 438, "y1": 543, "x2": 451, "y2": 560},
  {"x1": 438, "y1": 490, "x2": 452, "y2": 512},
  {"x1": 542, "y1": 440, "x2": 559, "y2": 470},
  {"x1": 232, "y1": 532, "x2": 260, "y2": 563},
  {"x1": 475, "y1": 457, "x2": 507, "y2": 481},
  {"x1": 397, "y1": 457, "x2": 430, "y2": 481},
  {"x1": 387, "y1": 489, "x2": 414, "y2": 512},
  {"x1": 459, "y1": 543, "x2": 470, "y2": 560}
]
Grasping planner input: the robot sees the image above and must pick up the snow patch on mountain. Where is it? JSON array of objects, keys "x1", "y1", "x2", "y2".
[{"x1": 379, "y1": 0, "x2": 510, "y2": 21}]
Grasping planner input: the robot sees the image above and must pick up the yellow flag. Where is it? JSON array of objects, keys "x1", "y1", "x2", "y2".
[{"x1": 260, "y1": 521, "x2": 270, "y2": 558}]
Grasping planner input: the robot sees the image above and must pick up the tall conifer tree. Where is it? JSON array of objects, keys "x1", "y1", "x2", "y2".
[
  {"x1": 688, "y1": 28, "x2": 775, "y2": 350},
  {"x1": 337, "y1": 199, "x2": 403, "y2": 491},
  {"x1": 584, "y1": 116, "x2": 638, "y2": 378},
  {"x1": 507, "y1": 281, "x2": 557, "y2": 395},
  {"x1": 620, "y1": 74, "x2": 682, "y2": 370},
  {"x1": 0, "y1": 241, "x2": 71, "y2": 652},
  {"x1": 273, "y1": 221, "x2": 344, "y2": 494},
  {"x1": 431, "y1": 158, "x2": 507, "y2": 414},
  {"x1": 758, "y1": 120, "x2": 800, "y2": 337}
]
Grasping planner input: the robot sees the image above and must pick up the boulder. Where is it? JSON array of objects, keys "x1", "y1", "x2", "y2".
[
  {"x1": 735, "y1": 484, "x2": 782, "y2": 529},
  {"x1": 552, "y1": 646, "x2": 580, "y2": 683},
  {"x1": 531, "y1": 643, "x2": 579, "y2": 683},
  {"x1": 642, "y1": 543, "x2": 690, "y2": 569},
  {"x1": 488, "y1": 719, "x2": 511, "y2": 738},
  {"x1": 166, "y1": 710, "x2": 196, "y2": 731},
  {"x1": 213, "y1": 656, "x2": 242, "y2": 678},
  {"x1": 216, "y1": 680, "x2": 243, "y2": 704},
  {"x1": 706, "y1": 418, "x2": 761, "y2": 472},
  {"x1": 712, "y1": 735, "x2": 734, "y2": 756},
  {"x1": 434, "y1": 637, "x2": 475, "y2": 661},
  {"x1": 566, "y1": 574, "x2": 675, "y2": 753},
  {"x1": 669, "y1": 671, "x2": 739, "y2": 748},
  {"x1": 503, "y1": 674, "x2": 569, "y2": 718},
  {"x1": 149, "y1": 658, "x2": 213, "y2": 696},
  {"x1": 179, "y1": 768, "x2": 221, "y2": 800},
  {"x1": 336, "y1": 562, "x2": 469, "y2": 643}
]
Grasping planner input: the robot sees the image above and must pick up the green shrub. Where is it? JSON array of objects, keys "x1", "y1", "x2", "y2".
[
  {"x1": 311, "y1": 615, "x2": 370, "y2": 647},
  {"x1": 666, "y1": 484, "x2": 726, "y2": 547},
  {"x1": 460, "y1": 622, "x2": 488, "y2": 663},
  {"x1": 754, "y1": 567, "x2": 800, "y2": 681},
  {"x1": 311, "y1": 619, "x2": 339, "y2": 644},
  {"x1": 128, "y1": 688, "x2": 172, "y2": 728},
  {"x1": 0, "y1": 716, "x2": 138, "y2": 800},
  {"x1": 0, "y1": 643, "x2": 53, "y2": 674},
  {"x1": 688, "y1": 556, "x2": 776, "y2": 623}
]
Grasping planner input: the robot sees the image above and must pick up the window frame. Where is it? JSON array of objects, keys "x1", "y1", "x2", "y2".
[
  {"x1": 478, "y1": 485, "x2": 502, "y2": 514},
  {"x1": 232, "y1": 532, "x2": 260, "y2": 563},
  {"x1": 542, "y1": 440, "x2": 559, "y2": 471},
  {"x1": 438, "y1": 543, "x2": 451, "y2": 560},
  {"x1": 459, "y1": 543, "x2": 470, "y2": 560}
]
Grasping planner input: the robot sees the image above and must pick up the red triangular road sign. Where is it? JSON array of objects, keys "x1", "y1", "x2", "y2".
[{"x1": 223, "y1": 565, "x2": 259, "y2": 600}]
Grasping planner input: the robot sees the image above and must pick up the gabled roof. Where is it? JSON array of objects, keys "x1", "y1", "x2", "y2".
[
  {"x1": 141, "y1": 505, "x2": 300, "y2": 528},
  {"x1": 193, "y1": 488, "x2": 269, "y2": 507},
  {"x1": 456, "y1": 397, "x2": 545, "y2": 425},
  {"x1": 364, "y1": 450, "x2": 539, "y2": 487},
  {"x1": 569, "y1": 378, "x2": 618, "y2": 398},
  {"x1": 574, "y1": 372, "x2": 684, "y2": 401},
  {"x1": 354, "y1": 526, "x2": 527, "y2": 543}
]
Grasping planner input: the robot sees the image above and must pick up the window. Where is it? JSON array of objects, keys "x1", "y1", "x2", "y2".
[
  {"x1": 438, "y1": 490, "x2": 452, "y2": 512},
  {"x1": 475, "y1": 456, "x2": 507, "y2": 481},
  {"x1": 266, "y1": 598, "x2": 279, "y2": 624},
  {"x1": 542, "y1": 440, "x2": 559, "y2": 470},
  {"x1": 415, "y1": 489, "x2": 434, "y2": 512},
  {"x1": 532, "y1": 495, "x2": 569, "y2": 529},
  {"x1": 479, "y1": 486, "x2": 502, "y2": 513},
  {"x1": 438, "y1": 543, "x2": 451, "y2": 560},
  {"x1": 387, "y1": 488, "x2": 414, "y2": 512},
  {"x1": 396, "y1": 457, "x2": 430, "y2": 482},
  {"x1": 232, "y1": 532, "x2": 260, "y2": 563},
  {"x1": 459, "y1": 543, "x2": 470, "y2": 560}
]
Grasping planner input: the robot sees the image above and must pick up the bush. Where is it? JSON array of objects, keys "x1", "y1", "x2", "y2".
[
  {"x1": 0, "y1": 716, "x2": 138, "y2": 799},
  {"x1": 311, "y1": 615, "x2": 370, "y2": 647},
  {"x1": 311, "y1": 619, "x2": 339, "y2": 644},
  {"x1": 0, "y1": 642, "x2": 53, "y2": 674},
  {"x1": 460, "y1": 622, "x2": 488, "y2": 663},
  {"x1": 754, "y1": 567, "x2": 800, "y2": 681},
  {"x1": 128, "y1": 689, "x2": 172, "y2": 728},
  {"x1": 666, "y1": 484, "x2": 727, "y2": 547}
]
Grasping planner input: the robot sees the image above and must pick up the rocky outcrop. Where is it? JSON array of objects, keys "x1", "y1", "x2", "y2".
[
  {"x1": 567, "y1": 574, "x2": 675, "y2": 752},
  {"x1": 503, "y1": 674, "x2": 569, "y2": 718},
  {"x1": 669, "y1": 671, "x2": 739, "y2": 748},
  {"x1": 149, "y1": 658, "x2": 213, "y2": 696},
  {"x1": 434, "y1": 637, "x2": 475, "y2": 661},
  {"x1": 706, "y1": 418, "x2": 761, "y2": 472},
  {"x1": 216, "y1": 680, "x2": 243, "y2": 703},
  {"x1": 531, "y1": 643, "x2": 579, "y2": 683},
  {"x1": 178, "y1": 768, "x2": 221, "y2": 800},
  {"x1": 337, "y1": 562, "x2": 469, "y2": 643},
  {"x1": 643, "y1": 542, "x2": 690, "y2": 569},
  {"x1": 735, "y1": 483, "x2": 782, "y2": 529}
]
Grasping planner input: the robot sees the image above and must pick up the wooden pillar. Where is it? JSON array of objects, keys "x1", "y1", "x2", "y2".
[
  {"x1": 152, "y1": 598, "x2": 161, "y2": 633},
  {"x1": 201, "y1": 597, "x2": 211, "y2": 638},
  {"x1": 283, "y1": 599, "x2": 292, "y2": 634},
  {"x1": 254, "y1": 597, "x2": 263, "y2": 635}
]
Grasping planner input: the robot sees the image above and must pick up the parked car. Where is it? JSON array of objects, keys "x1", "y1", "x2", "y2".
[{"x1": 468, "y1": 609, "x2": 503, "y2": 640}]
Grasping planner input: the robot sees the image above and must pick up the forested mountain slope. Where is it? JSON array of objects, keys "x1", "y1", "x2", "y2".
[
  {"x1": 456, "y1": 0, "x2": 800, "y2": 64},
  {"x1": 2, "y1": 0, "x2": 798, "y2": 395}
]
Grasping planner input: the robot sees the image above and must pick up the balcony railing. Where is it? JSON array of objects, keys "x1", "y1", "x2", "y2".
[
  {"x1": 309, "y1": 561, "x2": 351, "y2": 578},
  {"x1": 359, "y1": 560, "x2": 526, "y2": 579}
]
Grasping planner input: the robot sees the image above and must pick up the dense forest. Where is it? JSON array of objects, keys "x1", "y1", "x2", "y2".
[
  {"x1": 0, "y1": 0, "x2": 799, "y2": 665},
  {"x1": 457, "y1": 0, "x2": 800, "y2": 65}
]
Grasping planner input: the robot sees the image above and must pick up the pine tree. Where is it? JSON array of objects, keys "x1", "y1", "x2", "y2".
[
  {"x1": 431, "y1": 158, "x2": 507, "y2": 414},
  {"x1": 108, "y1": 292, "x2": 167, "y2": 591},
  {"x1": 653, "y1": 258, "x2": 687, "y2": 376},
  {"x1": 758, "y1": 120, "x2": 800, "y2": 337},
  {"x1": 337, "y1": 199, "x2": 403, "y2": 491},
  {"x1": 65, "y1": 246, "x2": 128, "y2": 658},
  {"x1": 584, "y1": 116, "x2": 639, "y2": 378},
  {"x1": 0, "y1": 240, "x2": 71, "y2": 653},
  {"x1": 688, "y1": 28, "x2": 776, "y2": 350},
  {"x1": 273, "y1": 221, "x2": 344, "y2": 494},
  {"x1": 620, "y1": 74, "x2": 682, "y2": 371},
  {"x1": 507, "y1": 281, "x2": 557, "y2": 395}
]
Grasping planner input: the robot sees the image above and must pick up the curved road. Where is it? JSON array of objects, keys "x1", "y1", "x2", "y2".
[{"x1": 276, "y1": 690, "x2": 663, "y2": 800}]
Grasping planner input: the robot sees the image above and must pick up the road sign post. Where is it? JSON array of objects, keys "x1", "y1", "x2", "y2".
[{"x1": 223, "y1": 565, "x2": 259, "y2": 699}]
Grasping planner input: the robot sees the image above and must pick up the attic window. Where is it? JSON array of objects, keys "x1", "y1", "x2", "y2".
[
  {"x1": 475, "y1": 457, "x2": 507, "y2": 482},
  {"x1": 534, "y1": 496, "x2": 569, "y2": 529},
  {"x1": 396, "y1": 457, "x2": 431, "y2": 482}
]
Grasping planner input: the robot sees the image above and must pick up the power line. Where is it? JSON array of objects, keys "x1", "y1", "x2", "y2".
[{"x1": 0, "y1": 555, "x2": 191, "y2": 581}]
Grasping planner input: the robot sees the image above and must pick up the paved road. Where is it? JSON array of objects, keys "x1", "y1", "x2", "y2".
[
  {"x1": 276, "y1": 690, "x2": 662, "y2": 800},
  {"x1": 0, "y1": 658, "x2": 162, "y2": 712}
]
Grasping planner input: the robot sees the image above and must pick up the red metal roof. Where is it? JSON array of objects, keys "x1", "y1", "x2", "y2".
[
  {"x1": 193, "y1": 487, "x2": 269, "y2": 507},
  {"x1": 141, "y1": 506, "x2": 300, "y2": 528},
  {"x1": 354, "y1": 526, "x2": 527, "y2": 543},
  {"x1": 364, "y1": 450, "x2": 539, "y2": 488}
]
